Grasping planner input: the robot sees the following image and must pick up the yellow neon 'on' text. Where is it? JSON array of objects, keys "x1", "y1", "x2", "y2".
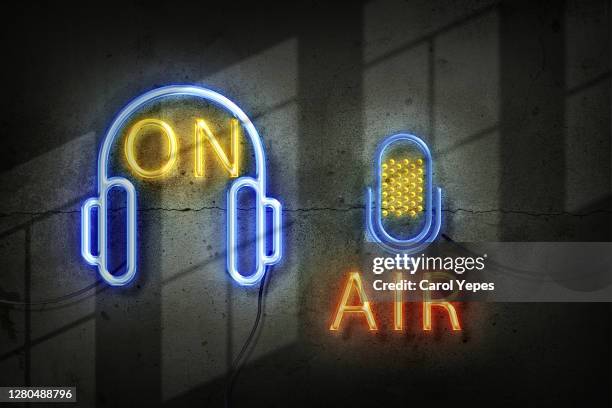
[
  {"x1": 125, "y1": 119, "x2": 178, "y2": 178},
  {"x1": 194, "y1": 118, "x2": 240, "y2": 178}
]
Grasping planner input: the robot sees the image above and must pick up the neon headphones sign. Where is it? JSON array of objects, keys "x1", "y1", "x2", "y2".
[{"x1": 81, "y1": 85, "x2": 283, "y2": 287}]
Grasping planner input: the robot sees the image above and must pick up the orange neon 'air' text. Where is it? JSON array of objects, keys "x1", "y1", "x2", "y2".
[{"x1": 330, "y1": 272, "x2": 378, "y2": 331}]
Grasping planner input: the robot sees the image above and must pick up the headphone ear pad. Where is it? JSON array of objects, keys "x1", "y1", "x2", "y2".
[
  {"x1": 227, "y1": 177, "x2": 271, "y2": 286},
  {"x1": 81, "y1": 196, "x2": 101, "y2": 265},
  {"x1": 226, "y1": 175, "x2": 283, "y2": 286},
  {"x1": 96, "y1": 177, "x2": 138, "y2": 286}
]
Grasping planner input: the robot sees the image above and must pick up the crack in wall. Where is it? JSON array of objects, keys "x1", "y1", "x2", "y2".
[
  {"x1": 1, "y1": 207, "x2": 610, "y2": 218},
  {"x1": 444, "y1": 208, "x2": 612, "y2": 217}
]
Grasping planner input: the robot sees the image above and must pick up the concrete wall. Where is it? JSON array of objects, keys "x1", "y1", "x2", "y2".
[{"x1": 0, "y1": 1, "x2": 610, "y2": 406}]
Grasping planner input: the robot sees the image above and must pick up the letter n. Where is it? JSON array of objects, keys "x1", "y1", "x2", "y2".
[{"x1": 194, "y1": 118, "x2": 240, "y2": 177}]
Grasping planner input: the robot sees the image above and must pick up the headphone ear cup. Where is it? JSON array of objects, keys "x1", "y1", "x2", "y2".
[
  {"x1": 227, "y1": 176, "x2": 283, "y2": 286},
  {"x1": 227, "y1": 177, "x2": 269, "y2": 286},
  {"x1": 97, "y1": 177, "x2": 138, "y2": 286}
]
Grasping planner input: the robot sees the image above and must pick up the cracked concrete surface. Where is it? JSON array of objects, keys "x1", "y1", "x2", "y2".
[{"x1": 2, "y1": 206, "x2": 611, "y2": 218}]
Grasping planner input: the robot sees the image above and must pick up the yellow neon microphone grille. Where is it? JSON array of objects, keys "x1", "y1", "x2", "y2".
[{"x1": 381, "y1": 157, "x2": 424, "y2": 218}]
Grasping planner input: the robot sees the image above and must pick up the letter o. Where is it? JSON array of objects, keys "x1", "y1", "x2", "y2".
[{"x1": 125, "y1": 119, "x2": 178, "y2": 178}]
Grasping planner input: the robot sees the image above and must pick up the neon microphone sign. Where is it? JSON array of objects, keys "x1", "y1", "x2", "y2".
[
  {"x1": 366, "y1": 133, "x2": 442, "y2": 254},
  {"x1": 330, "y1": 134, "x2": 461, "y2": 332},
  {"x1": 81, "y1": 85, "x2": 283, "y2": 287}
]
